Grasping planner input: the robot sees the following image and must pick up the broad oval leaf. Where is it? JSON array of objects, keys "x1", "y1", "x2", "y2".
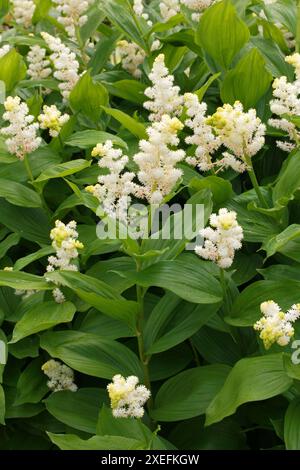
[
  {"x1": 284, "y1": 398, "x2": 300, "y2": 450},
  {"x1": 206, "y1": 354, "x2": 292, "y2": 425},
  {"x1": 45, "y1": 388, "x2": 107, "y2": 434},
  {"x1": 40, "y1": 331, "x2": 143, "y2": 379},
  {"x1": 196, "y1": 0, "x2": 250, "y2": 70},
  {"x1": 151, "y1": 365, "x2": 230, "y2": 422},
  {"x1": 35, "y1": 160, "x2": 91, "y2": 182},
  {"x1": 10, "y1": 301, "x2": 76, "y2": 343}
]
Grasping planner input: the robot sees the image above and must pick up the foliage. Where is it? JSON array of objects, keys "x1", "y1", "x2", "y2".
[{"x1": 0, "y1": 0, "x2": 300, "y2": 451}]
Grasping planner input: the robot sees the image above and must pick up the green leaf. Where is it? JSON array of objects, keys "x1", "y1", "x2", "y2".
[
  {"x1": 0, "y1": 233, "x2": 20, "y2": 260},
  {"x1": 231, "y1": 252, "x2": 263, "y2": 286},
  {"x1": 195, "y1": 73, "x2": 221, "y2": 101},
  {"x1": 10, "y1": 301, "x2": 76, "y2": 343},
  {"x1": 220, "y1": 48, "x2": 272, "y2": 109},
  {"x1": 273, "y1": 150, "x2": 300, "y2": 206},
  {"x1": 189, "y1": 176, "x2": 233, "y2": 207},
  {"x1": 45, "y1": 388, "x2": 107, "y2": 434},
  {"x1": 65, "y1": 130, "x2": 127, "y2": 149},
  {"x1": 141, "y1": 189, "x2": 213, "y2": 267},
  {"x1": 196, "y1": 0, "x2": 250, "y2": 70},
  {"x1": 70, "y1": 71, "x2": 109, "y2": 122},
  {"x1": 284, "y1": 398, "x2": 300, "y2": 450},
  {"x1": 206, "y1": 354, "x2": 292, "y2": 425},
  {"x1": 32, "y1": 0, "x2": 52, "y2": 22},
  {"x1": 46, "y1": 270, "x2": 138, "y2": 329},
  {"x1": 101, "y1": 106, "x2": 147, "y2": 139},
  {"x1": 226, "y1": 194, "x2": 281, "y2": 242},
  {"x1": 0, "y1": 270, "x2": 50, "y2": 291},
  {"x1": 151, "y1": 365, "x2": 230, "y2": 422},
  {"x1": 100, "y1": 0, "x2": 148, "y2": 51},
  {"x1": 34, "y1": 159, "x2": 91, "y2": 182},
  {"x1": 40, "y1": 331, "x2": 143, "y2": 379},
  {"x1": 0, "y1": 49, "x2": 26, "y2": 91},
  {"x1": 144, "y1": 293, "x2": 220, "y2": 354},
  {"x1": 0, "y1": 178, "x2": 42, "y2": 208},
  {"x1": 262, "y1": 224, "x2": 300, "y2": 259},
  {"x1": 0, "y1": 199, "x2": 50, "y2": 245},
  {"x1": 89, "y1": 29, "x2": 121, "y2": 74},
  {"x1": 105, "y1": 79, "x2": 146, "y2": 104},
  {"x1": 14, "y1": 358, "x2": 48, "y2": 405},
  {"x1": 48, "y1": 432, "x2": 144, "y2": 450},
  {"x1": 14, "y1": 246, "x2": 54, "y2": 271},
  {"x1": 227, "y1": 280, "x2": 300, "y2": 326},
  {"x1": 126, "y1": 254, "x2": 222, "y2": 304},
  {"x1": 0, "y1": 384, "x2": 5, "y2": 425}
]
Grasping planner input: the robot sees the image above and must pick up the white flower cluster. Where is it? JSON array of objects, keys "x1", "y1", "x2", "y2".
[
  {"x1": 180, "y1": 0, "x2": 215, "y2": 21},
  {"x1": 46, "y1": 220, "x2": 83, "y2": 303},
  {"x1": 134, "y1": 115, "x2": 185, "y2": 204},
  {"x1": 42, "y1": 359, "x2": 78, "y2": 392},
  {"x1": 159, "y1": 0, "x2": 180, "y2": 21},
  {"x1": 38, "y1": 105, "x2": 70, "y2": 137},
  {"x1": 52, "y1": 0, "x2": 91, "y2": 40},
  {"x1": 0, "y1": 96, "x2": 41, "y2": 160},
  {"x1": 41, "y1": 32, "x2": 79, "y2": 101},
  {"x1": 0, "y1": 44, "x2": 10, "y2": 58},
  {"x1": 133, "y1": 0, "x2": 152, "y2": 26},
  {"x1": 115, "y1": 40, "x2": 145, "y2": 78},
  {"x1": 269, "y1": 54, "x2": 300, "y2": 151},
  {"x1": 195, "y1": 208, "x2": 243, "y2": 269},
  {"x1": 86, "y1": 141, "x2": 136, "y2": 221},
  {"x1": 184, "y1": 93, "x2": 221, "y2": 171},
  {"x1": 27, "y1": 45, "x2": 52, "y2": 80},
  {"x1": 144, "y1": 54, "x2": 183, "y2": 122},
  {"x1": 107, "y1": 374, "x2": 151, "y2": 418},
  {"x1": 207, "y1": 101, "x2": 266, "y2": 172},
  {"x1": 254, "y1": 301, "x2": 300, "y2": 349},
  {"x1": 47, "y1": 220, "x2": 84, "y2": 273},
  {"x1": 11, "y1": 0, "x2": 35, "y2": 28}
]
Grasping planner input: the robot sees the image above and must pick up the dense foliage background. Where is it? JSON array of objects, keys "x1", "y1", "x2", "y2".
[{"x1": 0, "y1": 0, "x2": 300, "y2": 450}]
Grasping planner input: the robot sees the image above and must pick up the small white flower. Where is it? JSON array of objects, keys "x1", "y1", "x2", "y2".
[
  {"x1": 115, "y1": 40, "x2": 145, "y2": 78},
  {"x1": 47, "y1": 220, "x2": 84, "y2": 273},
  {"x1": 107, "y1": 374, "x2": 151, "y2": 419},
  {"x1": 41, "y1": 32, "x2": 79, "y2": 101},
  {"x1": 195, "y1": 208, "x2": 243, "y2": 268},
  {"x1": 0, "y1": 96, "x2": 41, "y2": 160},
  {"x1": 207, "y1": 101, "x2": 265, "y2": 171},
  {"x1": 42, "y1": 359, "x2": 77, "y2": 392},
  {"x1": 0, "y1": 44, "x2": 10, "y2": 59},
  {"x1": 254, "y1": 301, "x2": 300, "y2": 349},
  {"x1": 159, "y1": 0, "x2": 180, "y2": 21},
  {"x1": 269, "y1": 54, "x2": 300, "y2": 150},
  {"x1": 133, "y1": 0, "x2": 152, "y2": 25},
  {"x1": 181, "y1": 0, "x2": 215, "y2": 12},
  {"x1": 52, "y1": 287, "x2": 66, "y2": 304},
  {"x1": 38, "y1": 105, "x2": 69, "y2": 137},
  {"x1": 144, "y1": 54, "x2": 183, "y2": 122},
  {"x1": 52, "y1": 0, "x2": 92, "y2": 40},
  {"x1": 27, "y1": 45, "x2": 52, "y2": 80},
  {"x1": 11, "y1": 0, "x2": 35, "y2": 28},
  {"x1": 86, "y1": 141, "x2": 136, "y2": 221},
  {"x1": 184, "y1": 92, "x2": 221, "y2": 171},
  {"x1": 133, "y1": 115, "x2": 185, "y2": 204}
]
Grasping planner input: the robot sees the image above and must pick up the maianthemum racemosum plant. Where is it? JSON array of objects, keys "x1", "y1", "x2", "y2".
[{"x1": 1, "y1": 0, "x2": 300, "y2": 451}]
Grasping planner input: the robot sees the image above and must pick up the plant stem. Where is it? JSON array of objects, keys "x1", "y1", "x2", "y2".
[
  {"x1": 136, "y1": 285, "x2": 152, "y2": 402},
  {"x1": 23, "y1": 153, "x2": 34, "y2": 183},
  {"x1": 244, "y1": 155, "x2": 268, "y2": 208},
  {"x1": 296, "y1": 0, "x2": 300, "y2": 52},
  {"x1": 24, "y1": 154, "x2": 52, "y2": 217},
  {"x1": 220, "y1": 267, "x2": 229, "y2": 316},
  {"x1": 135, "y1": 261, "x2": 153, "y2": 415}
]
